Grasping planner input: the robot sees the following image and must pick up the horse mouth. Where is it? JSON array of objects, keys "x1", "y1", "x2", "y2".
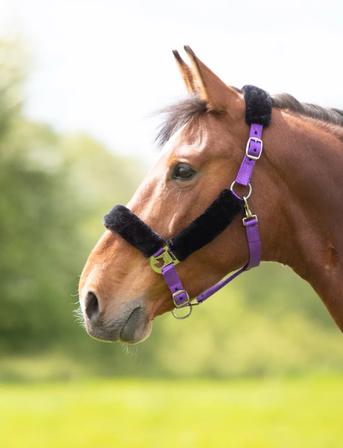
[
  {"x1": 119, "y1": 306, "x2": 152, "y2": 343},
  {"x1": 84, "y1": 304, "x2": 152, "y2": 344}
]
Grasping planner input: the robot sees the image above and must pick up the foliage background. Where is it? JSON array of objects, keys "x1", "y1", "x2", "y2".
[
  {"x1": 1, "y1": 2, "x2": 343, "y2": 441},
  {"x1": 0, "y1": 38, "x2": 342, "y2": 382}
]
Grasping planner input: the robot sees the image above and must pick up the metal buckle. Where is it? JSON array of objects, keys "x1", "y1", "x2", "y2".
[
  {"x1": 172, "y1": 289, "x2": 190, "y2": 308},
  {"x1": 149, "y1": 246, "x2": 179, "y2": 273},
  {"x1": 246, "y1": 137, "x2": 263, "y2": 160},
  {"x1": 171, "y1": 290, "x2": 192, "y2": 319}
]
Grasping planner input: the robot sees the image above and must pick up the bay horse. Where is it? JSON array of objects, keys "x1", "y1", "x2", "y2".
[{"x1": 79, "y1": 46, "x2": 343, "y2": 343}]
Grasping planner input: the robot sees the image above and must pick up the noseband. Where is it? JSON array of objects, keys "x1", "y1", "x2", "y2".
[{"x1": 104, "y1": 86, "x2": 272, "y2": 318}]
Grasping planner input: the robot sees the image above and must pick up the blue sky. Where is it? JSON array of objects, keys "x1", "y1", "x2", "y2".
[{"x1": 1, "y1": 0, "x2": 342, "y2": 156}]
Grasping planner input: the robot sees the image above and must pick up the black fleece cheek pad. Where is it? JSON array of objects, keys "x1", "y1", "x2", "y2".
[{"x1": 104, "y1": 190, "x2": 243, "y2": 261}]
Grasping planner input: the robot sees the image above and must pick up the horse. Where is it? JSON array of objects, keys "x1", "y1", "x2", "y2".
[{"x1": 78, "y1": 46, "x2": 343, "y2": 344}]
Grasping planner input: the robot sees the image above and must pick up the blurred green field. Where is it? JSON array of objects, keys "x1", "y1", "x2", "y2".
[{"x1": 1, "y1": 375, "x2": 342, "y2": 448}]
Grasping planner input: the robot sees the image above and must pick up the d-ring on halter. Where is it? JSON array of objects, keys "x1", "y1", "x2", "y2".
[{"x1": 104, "y1": 86, "x2": 272, "y2": 319}]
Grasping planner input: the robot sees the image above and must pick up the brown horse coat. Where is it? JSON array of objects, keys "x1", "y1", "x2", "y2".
[{"x1": 79, "y1": 47, "x2": 343, "y2": 343}]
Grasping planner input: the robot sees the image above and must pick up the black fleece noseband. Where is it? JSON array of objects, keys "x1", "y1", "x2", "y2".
[
  {"x1": 104, "y1": 86, "x2": 271, "y2": 261},
  {"x1": 104, "y1": 205, "x2": 165, "y2": 258},
  {"x1": 104, "y1": 189, "x2": 242, "y2": 261}
]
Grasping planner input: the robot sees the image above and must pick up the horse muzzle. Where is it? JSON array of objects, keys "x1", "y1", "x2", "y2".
[{"x1": 82, "y1": 292, "x2": 152, "y2": 343}]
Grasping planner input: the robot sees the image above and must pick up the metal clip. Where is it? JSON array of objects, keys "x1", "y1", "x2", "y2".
[
  {"x1": 243, "y1": 196, "x2": 253, "y2": 218},
  {"x1": 242, "y1": 196, "x2": 258, "y2": 225},
  {"x1": 149, "y1": 246, "x2": 179, "y2": 273}
]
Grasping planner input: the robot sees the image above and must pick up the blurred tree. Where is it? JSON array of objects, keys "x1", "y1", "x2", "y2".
[{"x1": 0, "y1": 40, "x2": 141, "y2": 355}]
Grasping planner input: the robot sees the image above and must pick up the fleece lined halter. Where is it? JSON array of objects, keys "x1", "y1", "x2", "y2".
[{"x1": 104, "y1": 85, "x2": 272, "y2": 318}]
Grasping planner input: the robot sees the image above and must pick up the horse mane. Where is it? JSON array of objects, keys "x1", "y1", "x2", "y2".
[
  {"x1": 156, "y1": 92, "x2": 343, "y2": 146},
  {"x1": 272, "y1": 93, "x2": 343, "y2": 127}
]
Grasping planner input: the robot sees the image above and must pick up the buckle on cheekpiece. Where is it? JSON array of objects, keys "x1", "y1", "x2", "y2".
[
  {"x1": 246, "y1": 137, "x2": 263, "y2": 160},
  {"x1": 149, "y1": 246, "x2": 179, "y2": 273}
]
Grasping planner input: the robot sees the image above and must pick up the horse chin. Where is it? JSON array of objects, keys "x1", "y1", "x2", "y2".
[{"x1": 119, "y1": 307, "x2": 153, "y2": 344}]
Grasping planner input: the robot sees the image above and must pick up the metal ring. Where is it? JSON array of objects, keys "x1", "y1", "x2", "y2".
[
  {"x1": 171, "y1": 304, "x2": 193, "y2": 320},
  {"x1": 230, "y1": 181, "x2": 252, "y2": 200}
]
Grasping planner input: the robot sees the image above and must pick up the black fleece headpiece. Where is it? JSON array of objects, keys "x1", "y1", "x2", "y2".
[
  {"x1": 104, "y1": 85, "x2": 271, "y2": 261},
  {"x1": 242, "y1": 85, "x2": 272, "y2": 126}
]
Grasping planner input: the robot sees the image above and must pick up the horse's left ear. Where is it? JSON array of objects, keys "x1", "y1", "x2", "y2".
[
  {"x1": 172, "y1": 49, "x2": 197, "y2": 95},
  {"x1": 183, "y1": 46, "x2": 243, "y2": 118}
]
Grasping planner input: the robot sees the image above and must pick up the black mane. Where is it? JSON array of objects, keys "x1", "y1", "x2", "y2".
[{"x1": 156, "y1": 92, "x2": 343, "y2": 146}]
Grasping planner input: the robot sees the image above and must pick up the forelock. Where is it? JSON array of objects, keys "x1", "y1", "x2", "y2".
[{"x1": 155, "y1": 96, "x2": 208, "y2": 146}]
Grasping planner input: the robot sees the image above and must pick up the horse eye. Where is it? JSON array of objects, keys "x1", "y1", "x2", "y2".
[{"x1": 172, "y1": 163, "x2": 196, "y2": 181}]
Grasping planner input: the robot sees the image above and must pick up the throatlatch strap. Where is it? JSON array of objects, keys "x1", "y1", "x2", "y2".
[{"x1": 193, "y1": 214, "x2": 261, "y2": 304}]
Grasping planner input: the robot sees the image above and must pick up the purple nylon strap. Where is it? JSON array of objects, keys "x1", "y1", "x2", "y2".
[
  {"x1": 161, "y1": 263, "x2": 189, "y2": 307},
  {"x1": 196, "y1": 215, "x2": 260, "y2": 303},
  {"x1": 158, "y1": 215, "x2": 261, "y2": 306},
  {"x1": 244, "y1": 216, "x2": 261, "y2": 269},
  {"x1": 236, "y1": 123, "x2": 263, "y2": 186},
  {"x1": 156, "y1": 123, "x2": 264, "y2": 309}
]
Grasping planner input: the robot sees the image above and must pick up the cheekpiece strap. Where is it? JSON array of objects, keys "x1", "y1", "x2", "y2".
[
  {"x1": 236, "y1": 85, "x2": 271, "y2": 187},
  {"x1": 235, "y1": 123, "x2": 263, "y2": 187}
]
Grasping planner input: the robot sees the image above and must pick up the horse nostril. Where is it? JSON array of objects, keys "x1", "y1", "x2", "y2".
[{"x1": 85, "y1": 291, "x2": 100, "y2": 321}]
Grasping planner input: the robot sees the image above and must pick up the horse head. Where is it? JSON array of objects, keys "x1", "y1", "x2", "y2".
[{"x1": 78, "y1": 46, "x2": 343, "y2": 342}]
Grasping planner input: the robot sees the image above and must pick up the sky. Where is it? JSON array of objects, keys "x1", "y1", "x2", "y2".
[{"x1": 0, "y1": 0, "x2": 342, "y2": 157}]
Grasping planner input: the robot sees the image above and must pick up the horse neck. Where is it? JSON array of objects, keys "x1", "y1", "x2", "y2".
[{"x1": 262, "y1": 109, "x2": 343, "y2": 330}]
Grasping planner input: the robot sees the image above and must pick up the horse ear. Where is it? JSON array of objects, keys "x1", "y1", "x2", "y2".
[
  {"x1": 172, "y1": 49, "x2": 196, "y2": 94},
  {"x1": 183, "y1": 45, "x2": 243, "y2": 116}
]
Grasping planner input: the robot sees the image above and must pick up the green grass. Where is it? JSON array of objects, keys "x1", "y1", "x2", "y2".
[{"x1": 0, "y1": 375, "x2": 342, "y2": 448}]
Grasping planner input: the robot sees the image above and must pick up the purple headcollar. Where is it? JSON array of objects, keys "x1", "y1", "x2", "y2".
[{"x1": 104, "y1": 86, "x2": 272, "y2": 318}]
